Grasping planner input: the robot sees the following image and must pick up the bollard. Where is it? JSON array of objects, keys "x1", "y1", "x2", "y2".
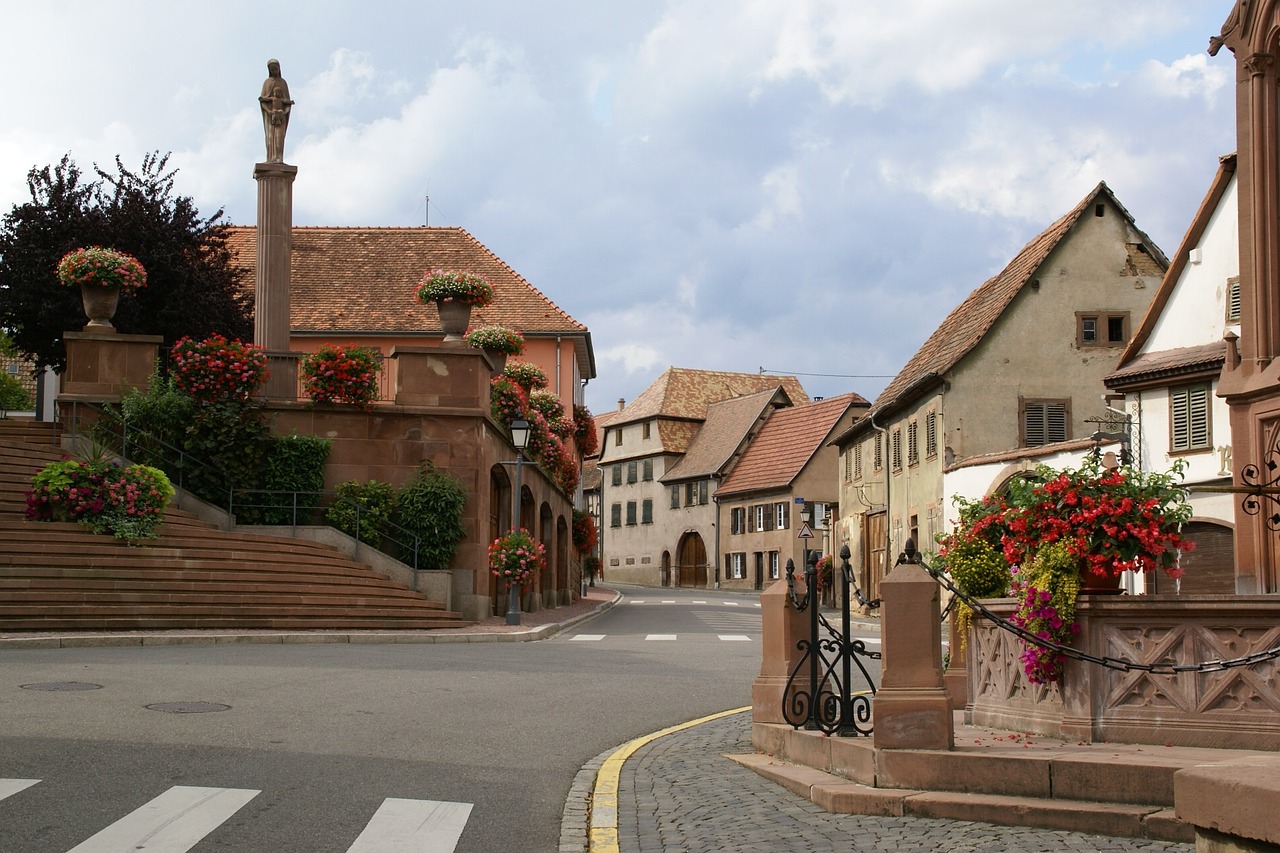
[{"x1": 752, "y1": 578, "x2": 809, "y2": 725}]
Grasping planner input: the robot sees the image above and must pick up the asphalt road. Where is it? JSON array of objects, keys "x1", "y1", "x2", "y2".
[{"x1": 0, "y1": 585, "x2": 784, "y2": 852}]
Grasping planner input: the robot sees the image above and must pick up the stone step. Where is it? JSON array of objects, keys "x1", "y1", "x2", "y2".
[
  {"x1": 0, "y1": 614, "x2": 469, "y2": 631},
  {"x1": 0, "y1": 580, "x2": 443, "y2": 604},
  {"x1": 727, "y1": 753, "x2": 1192, "y2": 844}
]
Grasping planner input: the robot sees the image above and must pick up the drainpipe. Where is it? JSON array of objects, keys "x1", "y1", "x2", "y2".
[
  {"x1": 712, "y1": 476, "x2": 722, "y2": 589},
  {"x1": 869, "y1": 410, "x2": 892, "y2": 571},
  {"x1": 555, "y1": 336, "x2": 562, "y2": 397}
]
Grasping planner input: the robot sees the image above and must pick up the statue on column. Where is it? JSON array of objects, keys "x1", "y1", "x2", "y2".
[{"x1": 259, "y1": 59, "x2": 294, "y2": 163}]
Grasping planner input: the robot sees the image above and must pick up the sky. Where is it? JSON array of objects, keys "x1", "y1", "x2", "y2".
[{"x1": 0, "y1": 1, "x2": 1238, "y2": 415}]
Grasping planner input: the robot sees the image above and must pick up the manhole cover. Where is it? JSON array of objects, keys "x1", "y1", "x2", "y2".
[
  {"x1": 20, "y1": 682, "x2": 103, "y2": 691},
  {"x1": 145, "y1": 702, "x2": 231, "y2": 714}
]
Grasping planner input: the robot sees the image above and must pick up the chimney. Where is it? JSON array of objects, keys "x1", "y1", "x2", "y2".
[{"x1": 618, "y1": 398, "x2": 625, "y2": 411}]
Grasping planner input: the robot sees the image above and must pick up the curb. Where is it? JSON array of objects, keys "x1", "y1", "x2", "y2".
[
  {"x1": 579, "y1": 706, "x2": 751, "y2": 853},
  {"x1": 0, "y1": 590, "x2": 623, "y2": 650}
]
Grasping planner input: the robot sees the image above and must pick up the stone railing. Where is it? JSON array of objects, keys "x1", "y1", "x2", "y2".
[{"x1": 967, "y1": 595, "x2": 1280, "y2": 750}]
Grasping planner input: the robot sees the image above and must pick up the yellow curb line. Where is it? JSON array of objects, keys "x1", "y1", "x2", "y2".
[{"x1": 588, "y1": 705, "x2": 750, "y2": 853}]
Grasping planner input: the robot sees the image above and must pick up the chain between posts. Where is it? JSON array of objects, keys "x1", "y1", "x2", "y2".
[{"x1": 919, "y1": 553, "x2": 1280, "y2": 675}]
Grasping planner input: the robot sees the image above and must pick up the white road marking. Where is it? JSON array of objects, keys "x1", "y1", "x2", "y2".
[
  {"x1": 569, "y1": 634, "x2": 605, "y2": 641},
  {"x1": 718, "y1": 635, "x2": 752, "y2": 642},
  {"x1": 645, "y1": 634, "x2": 677, "y2": 641},
  {"x1": 345, "y1": 798, "x2": 472, "y2": 853},
  {"x1": 66, "y1": 786, "x2": 259, "y2": 853},
  {"x1": 691, "y1": 600, "x2": 707, "y2": 604},
  {"x1": 661, "y1": 600, "x2": 675, "y2": 604},
  {"x1": 0, "y1": 779, "x2": 38, "y2": 801},
  {"x1": 629, "y1": 600, "x2": 645, "y2": 604},
  {"x1": 722, "y1": 601, "x2": 740, "y2": 606}
]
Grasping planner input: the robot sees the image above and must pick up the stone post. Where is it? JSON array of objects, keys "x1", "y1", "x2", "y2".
[
  {"x1": 943, "y1": 609, "x2": 969, "y2": 709},
  {"x1": 873, "y1": 543, "x2": 953, "y2": 750},
  {"x1": 752, "y1": 577, "x2": 808, "y2": 725},
  {"x1": 254, "y1": 160, "x2": 297, "y2": 399}
]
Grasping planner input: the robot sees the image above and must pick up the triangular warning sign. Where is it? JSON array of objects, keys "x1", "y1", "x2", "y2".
[{"x1": 797, "y1": 522, "x2": 814, "y2": 539}]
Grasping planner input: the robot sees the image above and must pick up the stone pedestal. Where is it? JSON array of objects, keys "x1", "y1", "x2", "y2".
[
  {"x1": 752, "y1": 579, "x2": 809, "y2": 725},
  {"x1": 391, "y1": 346, "x2": 489, "y2": 409},
  {"x1": 942, "y1": 610, "x2": 969, "y2": 708},
  {"x1": 253, "y1": 161, "x2": 297, "y2": 353},
  {"x1": 60, "y1": 331, "x2": 162, "y2": 399},
  {"x1": 873, "y1": 559, "x2": 953, "y2": 750}
]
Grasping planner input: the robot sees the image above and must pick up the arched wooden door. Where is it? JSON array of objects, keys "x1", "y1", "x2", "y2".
[{"x1": 677, "y1": 533, "x2": 707, "y2": 588}]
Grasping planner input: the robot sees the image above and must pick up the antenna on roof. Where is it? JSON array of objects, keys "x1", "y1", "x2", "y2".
[{"x1": 424, "y1": 193, "x2": 429, "y2": 227}]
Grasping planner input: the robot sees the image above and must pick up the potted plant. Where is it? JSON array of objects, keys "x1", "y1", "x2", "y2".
[
  {"x1": 26, "y1": 456, "x2": 174, "y2": 542},
  {"x1": 56, "y1": 246, "x2": 147, "y2": 331},
  {"x1": 488, "y1": 528, "x2": 546, "y2": 588},
  {"x1": 502, "y1": 359, "x2": 548, "y2": 391},
  {"x1": 417, "y1": 270, "x2": 495, "y2": 341},
  {"x1": 170, "y1": 334, "x2": 269, "y2": 404},
  {"x1": 464, "y1": 325, "x2": 523, "y2": 374},
  {"x1": 300, "y1": 343, "x2": 383, "y2": 409}
]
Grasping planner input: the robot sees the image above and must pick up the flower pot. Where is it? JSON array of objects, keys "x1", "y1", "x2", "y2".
[
  {"x1": 437, "y1": 299, "x2": 471, "y2": 342},
  {"x1": 483, "y1": 349, "x2": 509, "y2": 376},
  {"x1": 80, "y1": 283, "x2": 121, "y2": 332},
  {"x1": 1079, "y1": 567, "x2": 1124, "y2": 595}
]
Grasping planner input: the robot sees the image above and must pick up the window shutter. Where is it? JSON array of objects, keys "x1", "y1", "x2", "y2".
[
  {"x1": 1047, "y1": 404, "x2": 1067, "y2": 443},
  {"x1": 1190, "y1": 386, "x2": 1209, "y2": 449}
]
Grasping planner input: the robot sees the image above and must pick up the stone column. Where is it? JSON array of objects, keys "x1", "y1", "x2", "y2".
[
  {"x1": 872, "y1": 549, "x2": 953, "y2": 750},
  {"x1": 254, "y1": 161, "x2": 297, "y2": 400}
]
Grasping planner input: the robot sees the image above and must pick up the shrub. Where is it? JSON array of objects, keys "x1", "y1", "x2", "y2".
[
  {"x1": 0, "y1": 373, "x2": 32, "y2": 410},
  {"x1": 327, "y1": 480, "x2": 396, "y2": 545},
  {"x1": 502, "y1": 360, "x2": 548, "y2": 391},
  {"x1": 572, "y1": 510, "x2": 597, "y2": 555},
  {"x1": 573, "y1": 404, "x2": 597, "y2": 457},
  {"x1": 489, "y1": 528, "x2": 546, "y2": 587},
  {"x1": 239, "y1": 433, "x2": 331, "y2": 525},
  {"x1": 394, "y1": 462, "x2": 467, "y2": 568},
  {"x1": 529, "y1": 390, "x2": 569, "y2": 437}
]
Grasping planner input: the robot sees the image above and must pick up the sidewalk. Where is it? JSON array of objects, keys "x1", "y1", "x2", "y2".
[{"x1": 564, "y1": 709, "x2": 1194, "y2": 853}]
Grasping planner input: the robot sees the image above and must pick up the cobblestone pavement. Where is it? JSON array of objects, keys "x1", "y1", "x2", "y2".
[{"x1": 613, "y1": 711, "x2": 1193, "y2": 853}]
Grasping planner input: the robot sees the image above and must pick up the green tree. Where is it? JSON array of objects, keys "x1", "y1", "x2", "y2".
[{"x1": 0, "y1": 152, "x2": 252, "y2": 370}]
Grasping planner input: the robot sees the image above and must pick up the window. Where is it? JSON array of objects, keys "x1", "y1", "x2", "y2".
[
  {"x1": 907, "y1": 420, "x2": 919, "y2": 466},
  {"x1": 626, "y1": 501, "x2": 637, "y2": 525},
  {"x1": 1021, "y1": 398, "x2": 1070, "y2": 447},
  {"x1": 730, "y1": 507, "x2": 746, "y2": 534},
  {"x1": 1077, "y1": 311, "x2": 1130, "y2": 347},
  {"x1": 891, "y1": 428, "x2": 902, "y2": 471},
  {"x1": 611, "y1": 466, "x2": 622, "y2": 486},
  {"x1": 854, "y1": 444, "x2": 863, "y2": 479},
  {"x1": 1226, "y1": 277, "x2": 1241, "y2": 323},
  {"x1": 729, "y1": 552, "x2": 746, "y2": 579},
  {"x1": 610, "y1": 503, "x2": 622, "y2": 528},
  {"x1": 642, "y1": 422, "x2": 651, "y2": 439},
  {"x1": 627, "y1": 461, "x2": 637, "y2": 484},
  {"x1": 685, "y1": 482, "x2": 696, "y2": 506},
  {"x1": 614, "y1": 428, "x2": 622, "y2": 446},
  {"x1": 768, "y1": 551, "x2": 780, "y2": 580},
  {"x1": 774, "y1": 502, "x2": 789, "y2": 530},
  {"x1": 641, "y1": 499, "x2": 653, "y2": 524},
  {"x1": 1170, "y1": 384, "x2": 1211, "y2": 452},
  {"x1": 642, "y1": 459, "x2": 653, "y2": 481},
  {"x1": 754, "y1": 505, "x2": 766, "y2": 532},
  {"x1": 925, "y1": 411, "x2": 938, "y2": 458},
  {"x1": 670, "y1": 485, "x2": 680, "y2": 509},
  {"x1": 698, "y1": 480, "x2": 709, "y2": 505},
  {"x1": 873, "y1": 434, "x2": 883, "y2": 471},
  {"x1": 843, "y1": 447, "x2": 852, "y2": 482}
]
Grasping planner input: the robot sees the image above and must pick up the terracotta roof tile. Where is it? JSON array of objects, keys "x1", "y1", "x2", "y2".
[
  {"x1": 662, "y1": 387, "x2": 791, "y2": 482},
  {"x1": 717, "y1": 394, "x2": 863, "y2": 496},
  {"x1": 614, "y1": 368, "x2": 810, "y2": 426},
  {"x1": 1104, "y1": 341, "x2": 1225, "y2": 387},
  {"x1": 225, "y1": 225, "x2": 592, "y2": 373},
  {"x1": 864, "y1": 183, "x2": 1166, "y2": 419}
]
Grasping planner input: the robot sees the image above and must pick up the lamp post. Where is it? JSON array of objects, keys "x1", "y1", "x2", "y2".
[{"x1": 506, "y1": 419, "x2": 531, "y2": 625}]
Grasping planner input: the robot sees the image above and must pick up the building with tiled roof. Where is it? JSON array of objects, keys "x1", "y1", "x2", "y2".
[
  {"x1": 831, "y1": 182, "x2": 1166, "y2": 602},
  {"x1": 224, "y1": 225, "x2": 595, "y2": 412},
  {"x1": 1102, "y1": 154, "x2": 1239, "y2": 594},
  {"x1": 715, "y1": 394, "x2": 867, "y2": 590},
  {"x1": 597, "y1": 368, "x2": 809, "y2": 587}
]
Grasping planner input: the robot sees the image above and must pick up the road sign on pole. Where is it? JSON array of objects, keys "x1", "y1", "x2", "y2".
[{"x1": 798, "y1": 522, "x2": 814, "y2": 540}]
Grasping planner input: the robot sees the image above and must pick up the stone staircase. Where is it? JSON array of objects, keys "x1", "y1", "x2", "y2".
[
  {"x1": 0, "y1": 418, "x2": 471, "y2": 632},
  {"x1": 734, "y1": 715, "x2": 1248, "y2": 844}
]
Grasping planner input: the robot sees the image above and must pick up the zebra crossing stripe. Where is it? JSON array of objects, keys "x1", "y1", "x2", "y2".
[
  {"x1": 718, "y1": 635, "x2": 752, "y2": 642},
  {"x1": 0, "y1": 779, "x2": 38, "y2": 801},
  {"x1": 65, "y1": 786, "x2": 259, "y2": 853},
  {"x1": 569, "y1": 634, "x2": 605, "y2": 641},
  {"x1": 645, "y1": 634, "x2": 677, "y2": 641},
  {"x1": 345, "y1": 798, "x2": 472, "y2": 853}
]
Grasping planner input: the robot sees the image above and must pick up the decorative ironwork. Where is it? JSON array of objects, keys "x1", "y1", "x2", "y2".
[
  {"x1": 782, "y1": 548, "x2": 880, "y2": 736},
  {"x1": 1240, "y1": 444, "x2": 1280, "y2": 530}
]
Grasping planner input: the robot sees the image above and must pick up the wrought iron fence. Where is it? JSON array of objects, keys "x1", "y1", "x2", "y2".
[{"x1": 782, "y1": 547, "x2": 880, "y2": 736}]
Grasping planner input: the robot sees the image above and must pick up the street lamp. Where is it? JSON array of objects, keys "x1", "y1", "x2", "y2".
[{"x1": 507, "y1": 419, "x2": 531, "y2": 625}]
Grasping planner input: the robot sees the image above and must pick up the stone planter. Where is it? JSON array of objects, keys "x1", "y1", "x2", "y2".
[
  {"x1": 80, "y1": 283, "x2": 121, "y2": 332},
  {"x1": 437, "y1": 299, "x2": 471, "y2": 342}
]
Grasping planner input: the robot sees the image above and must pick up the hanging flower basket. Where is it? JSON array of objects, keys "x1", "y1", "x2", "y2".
[
  {"x1": 489, "y1": 528, "x2": 546, "y2": 587},
  {"x1": 301, "y1": 344, "x2": 383, "y2": 408},
  {"x1": 170, "y1": 335, "x2": 269, "y2": 404}
]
